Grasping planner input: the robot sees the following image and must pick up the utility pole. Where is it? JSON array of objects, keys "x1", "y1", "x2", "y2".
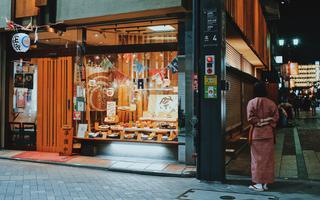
[{"x1": 195, "y1": 0, "x2": 227, "y2": 181}]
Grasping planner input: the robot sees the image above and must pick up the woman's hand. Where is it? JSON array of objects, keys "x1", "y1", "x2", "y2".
[
  {"x1": 257, "y1": 121, "x2": 270, "y2": 127},
  {"x1": 260, "y1": 117, "x2": 273, "y2": 123}
]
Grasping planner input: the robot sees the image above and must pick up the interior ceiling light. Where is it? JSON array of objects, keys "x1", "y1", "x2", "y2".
[{"x1": 147, "y1": 25, "x2": 175, "y2": 32}]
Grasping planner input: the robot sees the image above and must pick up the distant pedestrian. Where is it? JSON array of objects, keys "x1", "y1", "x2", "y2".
[
  {"x1": 247, "y1": 81, "x2": 279, "y2": 191},
  {"x1": 293, "y1": 95, "x2": 300, "y2": 118},
  {"x1": 311, "y1": 96, "x2": 317, "y2": 116}
]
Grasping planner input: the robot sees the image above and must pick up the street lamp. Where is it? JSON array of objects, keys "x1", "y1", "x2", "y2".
[
  {"x1": 278, "y1": 38, "x2": 300, "y2": 47},
  {"x1": 278, "y1": 39, "x2": 285, "y2": 46},
  {"x1": 293, "y1": 38, "x2": 299, "y2": 46}
]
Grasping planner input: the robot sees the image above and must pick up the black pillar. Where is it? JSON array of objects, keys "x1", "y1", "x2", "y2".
[{"x1": 196, "y1": 0, "x2": 227, "y2": 181}]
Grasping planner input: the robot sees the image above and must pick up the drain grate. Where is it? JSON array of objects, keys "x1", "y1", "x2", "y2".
[{"x1": 177, "y1": 189, "x2": 278, "y2": 200}]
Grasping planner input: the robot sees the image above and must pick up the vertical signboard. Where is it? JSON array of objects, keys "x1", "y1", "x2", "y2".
[{"x1": 196, "y1": 0, "x2": 226, "y2": 181}]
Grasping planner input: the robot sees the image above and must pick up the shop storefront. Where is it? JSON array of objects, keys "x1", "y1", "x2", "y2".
[{"x1": 6, "y1": 17, "x2": 191, "y2": 163}]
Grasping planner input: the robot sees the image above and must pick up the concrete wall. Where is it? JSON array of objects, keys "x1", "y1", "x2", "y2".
[
  {"x1": 57, "y1": 0, "x2": 183, "y2": 21},
  {"x1": 0, "y1": 33, "x2": 7, "y2": 148},
  {"x1": 0, "y1": 0, "x2": 11, "y2": 28}
]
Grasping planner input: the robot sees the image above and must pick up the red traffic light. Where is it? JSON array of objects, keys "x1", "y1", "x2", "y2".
[{"x1": 207, "y1": 56, "x2": 213, "y2": 62}]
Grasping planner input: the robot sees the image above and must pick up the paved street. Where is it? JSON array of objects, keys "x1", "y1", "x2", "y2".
[{"x1": 1, "y1": 159, "x2": 320, "y2": 200}]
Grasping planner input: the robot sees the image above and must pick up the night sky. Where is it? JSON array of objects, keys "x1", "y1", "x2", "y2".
[{"x1": 277, "y1": 0, "x2": 320, "y2": 64}]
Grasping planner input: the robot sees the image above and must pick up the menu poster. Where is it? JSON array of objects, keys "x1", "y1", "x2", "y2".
[
  {"x1": 155, "y1": 95, "x2": 178, "y2": 114},
  {"x1": 73, "y1": 111, "x2": 81, "y2": 120},
  {"x1": 76, "y1": 85, "x2": 85, "y2": 97},
  {"x1": 24, "y1": 74, "x2": 33, "y2": 89},
  {"x1": 77, "y1": 124, "x2": 88, "y2": 138},
  {"x1": 14, "y1": 74, "x2": 24, "y2": 88},
  {"x1": 107, "y1": 101, "x2": 116, "y2": 117},
  {"x1": 76, "y1": 97, "x2": 85, "y2": 112}
]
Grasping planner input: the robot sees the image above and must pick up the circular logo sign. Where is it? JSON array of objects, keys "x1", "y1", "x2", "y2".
[{"x1": 12, "y1": 33, "x2": 30, "y2": 52}]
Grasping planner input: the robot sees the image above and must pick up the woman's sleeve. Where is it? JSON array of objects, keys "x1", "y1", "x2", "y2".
[
  {"x1": 269, "y1": 103, "x2": 279, "y2": 128},
  {"x1": 247, "y1": 101, "x2": 260, "y2": 125}
]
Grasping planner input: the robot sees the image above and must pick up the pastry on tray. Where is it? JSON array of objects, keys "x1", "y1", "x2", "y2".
[
  {"x1": 124, "y1": 133, "x2": 136, "y2": 139},
  {"x1": 148, "y1": 133, "x2": 156, "y2": 140},
  {"x1": 98, "y1": 125, "x2": 109, "y2": 130},
  {"x1": 107, "y1": 132, "x2": 119, "y2": 138},
  {"x1": 110, "y1": 125, "x2": 124, "y2": 131},
  {"x1": 104, "y1": 115, "x2": 119, "y2": 124},
  {"x1": 141, "y1": 134, "x2": 149, "y2": 140},
  {"x1": 162, "y1": 135, "x2": 169, "y2": 141}
]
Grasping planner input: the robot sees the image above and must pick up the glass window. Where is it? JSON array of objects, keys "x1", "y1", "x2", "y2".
[{"x1": 74, "y1": 51, "x2": 179, "y2": 144}]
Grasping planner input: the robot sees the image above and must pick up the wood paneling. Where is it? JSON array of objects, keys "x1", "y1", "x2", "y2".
[
  {"x1": 225, "y1": 0, "x2": 270, "y2": 67},
  {"x1": 32, "y1": 57, "x2": 73, "y2": 153},
  {"x1": 15, "y1": 0, "x2": 39, "y2": 18}
]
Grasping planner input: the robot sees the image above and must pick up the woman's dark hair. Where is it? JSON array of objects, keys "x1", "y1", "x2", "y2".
[{"x1": 253, "y1": 81, "x2": 267, "y2": 97}]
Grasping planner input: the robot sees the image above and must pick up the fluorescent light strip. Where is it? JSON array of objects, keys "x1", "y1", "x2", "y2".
[
  {"x1": 147, "y1": 25, "x2": 175, "y2": 32},
  {"x1": 149, "y1": 36, "x2": 177, "y2": 41}
]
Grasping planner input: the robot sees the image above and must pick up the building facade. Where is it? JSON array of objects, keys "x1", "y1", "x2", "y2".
[
  {"x1": 0, "y1": 0, "x2": 271, "y2": 180},
  {"x1": 290, "y1": 65, "x2": 319, "y2": 88}
]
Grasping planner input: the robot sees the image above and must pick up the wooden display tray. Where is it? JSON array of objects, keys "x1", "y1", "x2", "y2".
[
  {"x1": 123, "y1": 127, "x2": 177, "y2": 133},
  {"x1": 139, "y1": 117, "x2": 177, "y2": 122},
  {"x1": 73, "y1": 136, "x2": 178, "y2": 145}
]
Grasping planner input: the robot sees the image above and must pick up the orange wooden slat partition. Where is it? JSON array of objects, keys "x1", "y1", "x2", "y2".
[
  {"x1": 15, "y1": 0, "x2": 39, "y2": 18},
  {"x1": 31, "y1": 57, "x2": 73, "y2": 153}
]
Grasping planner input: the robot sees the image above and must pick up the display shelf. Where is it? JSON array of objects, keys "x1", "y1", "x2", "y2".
[
  {"x1": 134, "y1": 88, "x2": 175, "y2": 92},
  {"x1": 123, "y1": 127, "x2": 177, "y2": 133},
  {"x1": 138, "y1": 117, "x2": 177, "y2": 122},
  {"x1": 73, "y1": 136, "x2": 178, "y2": 145}
]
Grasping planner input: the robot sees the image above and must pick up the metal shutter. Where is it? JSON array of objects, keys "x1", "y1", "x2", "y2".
[
  {"x1": 226, "y1": 72, "x2": 242, "y2": 131},
  {"x1": 226, "y1": 43, "x2": 241, "y2": 70},
  {"x1": 242, "y1": 81, "x2": 254, "y2": 130}
]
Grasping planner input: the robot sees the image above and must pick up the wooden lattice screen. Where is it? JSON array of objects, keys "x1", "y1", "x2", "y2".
[{"x1": 31, "y1": 57, "x2": 73, "y2": 153}]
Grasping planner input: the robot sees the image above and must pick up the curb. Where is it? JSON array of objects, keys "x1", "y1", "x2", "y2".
[{"x1": 0, "y1": 156, "x2": 196, "y2": 178}]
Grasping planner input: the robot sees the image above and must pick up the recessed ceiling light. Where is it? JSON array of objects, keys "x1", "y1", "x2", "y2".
[
  {"x1": 149, "y1": 36, "x2": 177, "y2": 41},
  {"x1": 147, "y1": 25, "x2": 175, "y2": 32},
  {"x1": 94, "y1": 33, "x2": 99, "y2": 38},
  {"x1": 281, "y1": 1, "x2": 285, "y2": 4}
]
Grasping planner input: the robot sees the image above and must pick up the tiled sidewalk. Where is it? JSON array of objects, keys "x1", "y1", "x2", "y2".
[
  {"x1": 227, "y1": 112, "x2": 320, "y2": 181},
  {"x1": 0, "y1": 150, "x2": 196, "y2": 177}
]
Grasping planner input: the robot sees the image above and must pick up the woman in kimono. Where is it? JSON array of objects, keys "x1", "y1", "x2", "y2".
[{"x1": 247, "y1": 81, "x2": 279, "y2": 191}]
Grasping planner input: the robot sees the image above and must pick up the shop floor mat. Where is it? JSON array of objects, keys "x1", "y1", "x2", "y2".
[{"x1": 12, "y1": 151, "x2": 75, "y2": 162}]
